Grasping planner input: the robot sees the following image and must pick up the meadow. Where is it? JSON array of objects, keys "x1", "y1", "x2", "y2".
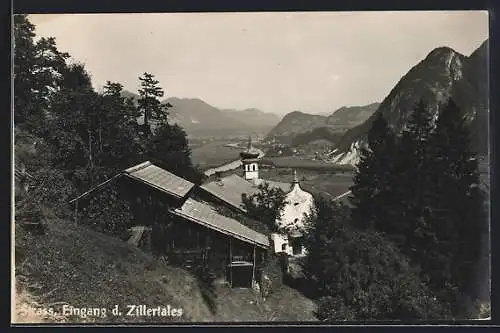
[{"x1": 190, "y1": 140, "x2": 242, "y2": 169}]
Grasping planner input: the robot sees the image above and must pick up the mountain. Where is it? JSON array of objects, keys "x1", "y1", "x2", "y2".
[
  {"x1": 330, "y1": 40, "x2": 489, "y2": 165},
  {"x1": 165, "y1": 97, "x2": 280, "y2": 137},
  {"x1": 265, "y1": 103, "x2": 379, "y2": 143},
  {"x1": 221, "y1": 108, "x2": 280, "y2": 130},
  {"x1": 265, "y1": 111, "x2": 328, "y2": 141},
  {"x1": 119, "y1": 91, "x2": 280, "y2": 138},
  {"x1": 325, "y1": 103, "x2": 380, "y2": 129}
]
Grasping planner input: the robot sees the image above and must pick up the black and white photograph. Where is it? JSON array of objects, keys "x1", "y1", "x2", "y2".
[{"x1": 12, "y1": 11, "x2": 490, "y2": 324}]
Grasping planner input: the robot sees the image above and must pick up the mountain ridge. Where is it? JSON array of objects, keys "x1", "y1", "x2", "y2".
[
  {"x1": 265, "y1": 103, "x2": 380, "y2": 143},
  {"x1": 120, "y1": 92, "x2": 281, "y2": 137},
  {"x1": 329, "y1": 40, "x2": 488, "y2": 165}
]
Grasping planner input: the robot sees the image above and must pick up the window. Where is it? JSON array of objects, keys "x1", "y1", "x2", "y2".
[
  {"x1": 281, "y1": 243, "x2": 287, "y2": 251},
  {"x1": 291, "y1": 238, "x2": 302, "y2": 255}
]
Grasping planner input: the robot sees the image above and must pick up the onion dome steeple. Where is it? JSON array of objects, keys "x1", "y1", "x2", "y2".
[{"x1": 240, "y1": 136, "x2": 260, "y2": 159}]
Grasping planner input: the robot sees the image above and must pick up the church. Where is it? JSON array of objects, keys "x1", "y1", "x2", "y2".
[{"x1": 198, "y1": 137, "x2": 316, "y2": 258}]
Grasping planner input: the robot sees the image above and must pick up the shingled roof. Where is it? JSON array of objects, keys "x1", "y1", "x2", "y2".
[
  {"x1": 172, "y1": 198, "x2": 270, "y2": 248},
  {"x1": 69, "y1": 161, "x2": 195, "y2": 203},
  {"x1": 200, "y1": 174, "x2": 293, "y2": 212},
  {"x1": 124, "y1": 161, "x2": 194, "y2": 199}
]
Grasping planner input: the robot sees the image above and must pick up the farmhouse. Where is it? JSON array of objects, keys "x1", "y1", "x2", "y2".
[{"x1": 70, "y1": 161, "x2": 269, "y2": 288}]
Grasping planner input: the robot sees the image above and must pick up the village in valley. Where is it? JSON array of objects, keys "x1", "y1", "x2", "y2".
[{"x1": 13, "y1": 12, "x2": 490, "y2": 323}]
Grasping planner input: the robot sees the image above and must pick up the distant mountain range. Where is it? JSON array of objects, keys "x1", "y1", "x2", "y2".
[
  {"x1": 329, "y1": 39, "x2": 488, "y2": 165},
  {"x1": 120, "y1": 92, "x2": 280, "y2": 138},
  {"x1": 265, "y1": 103, "x2": 380, "y2": 144}
]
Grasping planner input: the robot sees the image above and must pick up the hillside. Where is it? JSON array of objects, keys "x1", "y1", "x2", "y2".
[
  {"x1": 265, "y1": 111, "x2": 328, "y2": 141},
  {"x1": 291, "y1": 127, "x2": 344, "y2": 147},
  {"x1": 325, "y1": 103, "x2": 380, "y2": 129},
  {"x1": 14, "y1": 217, "x2": 317, "y2": 323},
  {"x1": 265, "y1": 103, "x2": 379, "y2": 143},
  {"x1": 121, "y1": 91, "x2": 280, "y2": 138},
  {"x1": 330, "y1": 40, "x2": 489, "y2": 165}
]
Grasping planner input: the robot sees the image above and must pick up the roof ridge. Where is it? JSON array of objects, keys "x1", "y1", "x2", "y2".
[{"x1": 124, "y1": 161, "x2": 152, "y2": 174}]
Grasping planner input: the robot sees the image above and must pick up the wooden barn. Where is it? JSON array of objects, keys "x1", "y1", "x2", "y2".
[{"x1": 69, "y1": 161, "x2": 270, "y2": 288}]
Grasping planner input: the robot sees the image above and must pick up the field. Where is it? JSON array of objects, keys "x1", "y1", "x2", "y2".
[
  {"x1": 190, "y1": 140, "x2": 242, "y2": 169},
  {"x1": 260, "y1": 156, "x2": 354, "y2": 172},
  {"x1": 259, "y1": 168, "x2": 354, "y2": 200}
]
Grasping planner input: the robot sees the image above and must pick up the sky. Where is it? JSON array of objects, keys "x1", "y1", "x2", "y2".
[{"x1": 28, "y1": 11, "x2": 488, "y2": 116}]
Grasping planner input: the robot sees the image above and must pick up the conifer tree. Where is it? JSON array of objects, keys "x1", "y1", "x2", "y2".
[
  {"x1": 137, "y1": 72, "x2": 170, "y2": 133},
  {"x1": 428, "y1": 98, "x2": 484, "y2": 307},
  {"x1": 350, "y1": 112, "x2": 397, "y2": 230},
  {"x1": 390, "y1": 100, "x2": 437, "y2": 256}
]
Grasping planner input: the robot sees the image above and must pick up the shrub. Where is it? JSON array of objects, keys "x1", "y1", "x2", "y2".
[
  {"x1": 81, "y1": 184, "x2": 133, "y2": 236},
  {"x1": 303, "y1": 196, "x2": 450, "y2": 320},
  {"x1": 257, "y1": 252, "x2": 285, "y2": 298}
]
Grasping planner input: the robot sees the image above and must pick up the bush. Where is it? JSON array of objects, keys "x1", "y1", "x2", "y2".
[
  {"x1": 303, "y1": 196, "x2": 450, "y2": 320},
  {"x1": 16, "y1": 168, "x2": 75, "y2": 221},
  {"x1": 257, "y1": 252, "x2": 285, "y2": 298},
  {"x1": 81, "y1": 184, "x2": 133, "y2": 236}
]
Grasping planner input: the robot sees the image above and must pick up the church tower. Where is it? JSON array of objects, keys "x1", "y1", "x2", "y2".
[{"x1": 240, "y1": 136, "x2": 260, "y2": 180}]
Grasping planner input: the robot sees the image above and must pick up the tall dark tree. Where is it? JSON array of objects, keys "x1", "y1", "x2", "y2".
[
  {"x1": 45, "y1": 63, "x2": 101, "y2": 182},
  {"x1": 14, "y1": 15, "x2": 69, "y2": 130},
  {"x1": 428, "y1": 98, "x2": 485, "y2": 309},
  {"x1": 97, "y1": 81, "x2": 142, "y2": 170},
  {"x1": 146, "y1": 123, "x2": 203, "y2": 184},
  {"x1": 350, "y1": 112, "x2": 397, "y2": 230},
  {"x1": 137, "y1": 72, "x2": 170, "y2": 133}
]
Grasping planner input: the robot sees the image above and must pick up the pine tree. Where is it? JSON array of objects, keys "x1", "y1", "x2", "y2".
[
  {"x1": 390, "y1": 100, "x2": 437, "y2": 258},
  {"x1": 350, "y1": 112, "x2": 397, "y2": 230},
  {"x1": 429, "y1": 98, "x2": 484, "y2": 308},
  {"x1": 137, "y1": 72, "x2": 170, "y2": 134}
]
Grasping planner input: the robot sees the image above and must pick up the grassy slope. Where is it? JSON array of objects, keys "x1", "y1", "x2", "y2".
[{"x1": 14, "y1": 218, "x2": 317, "y2": 323}]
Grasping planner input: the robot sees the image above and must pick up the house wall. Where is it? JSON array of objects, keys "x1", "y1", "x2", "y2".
[
  {"x1": 271, "y1": 233, "x2": 307, "y2": 257},
  {"x1": 164, "y1": 216, "x2": 266, "y2": 281}
]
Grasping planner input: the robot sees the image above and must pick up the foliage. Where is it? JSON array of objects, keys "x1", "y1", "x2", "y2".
[
  {"x1": 137, "y1": 72, "x2": 171, "y2": 132},
  {"x1": 303, "y1": 196, "x2": 449, "y2": 320},
  {"x1": 350, "y1": 112, "x2": 397, "y2": 230},
  {"x1": 241, "y1": 182, "x2": 288, "y2": 232},
  {"x1": 145, "y1": 123, "x2": 204, "y2": 184},
  {"x1": 427, "y1": 99, "x2": 485, "y2": 307},
  {"x1": 257, "y1": 252, "x2": 285, "y2": 298},
  {"x1": 14, "y1": 16, "x2": 203, "y2": 242},
  {"x1": 80, "y1": 183, "x2": 134, "y2": 236},
  {"x1": 349, "y1": 98, "x2": 486, "y2": 317},
  {"x1": 13, "y1": 14, "x2": 69, "y2": 131}
]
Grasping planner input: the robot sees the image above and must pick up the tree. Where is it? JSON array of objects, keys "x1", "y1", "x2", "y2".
[
  {"x1": 241, "y1": 182, "x2": 288, "y2": 233},
  {"x1": 427, "y1": 98, "x2": 485, "y2": 310},
  {"x1": 97, "y1": 81, "x2": 143, "y2": 170},
  {"x1": 137, "y1": 72, "x2": 170, "y2": 133},
  {"x1": 350, "y1": 112, "x2": 397, "y2": 230},
  {"x1": 303, "y1": 196, "x2": 448, "y2": 320},
  {"x1": 145, "y1": 123, "x2": 203, "y2": 184},
  {"x1": 14, "y1": 15, "x2": 69, "y2": 130}
]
